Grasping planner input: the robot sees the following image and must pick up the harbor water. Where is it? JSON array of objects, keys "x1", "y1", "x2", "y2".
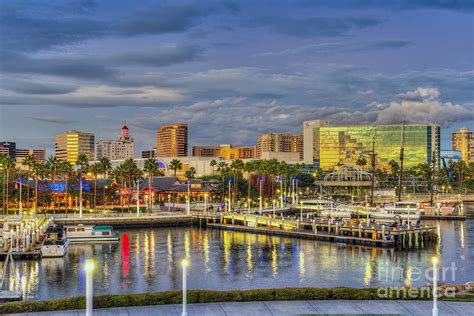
[{"x1": 2, "y1": 204, "x2": 473, "y2": 300}]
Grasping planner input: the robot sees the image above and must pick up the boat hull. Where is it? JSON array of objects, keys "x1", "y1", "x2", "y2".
[
  {"x1": 41, "y1": 241, "x2": 70, "y2": 258},
  {"x1": 67, "y1": 236, "x2": 120, "y2": 243}
]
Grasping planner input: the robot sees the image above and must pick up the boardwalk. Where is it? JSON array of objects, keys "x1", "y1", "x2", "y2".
[{"x1": 10, "y1": 300, "x2": 474, "y2": 315}]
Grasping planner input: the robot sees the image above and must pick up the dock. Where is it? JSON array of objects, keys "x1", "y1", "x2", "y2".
[
  {"x1": 420, "y1": 215, "x2": 467, "y2": 220},
  {"x1": 196, "y1": 213, "x2": 438, "y2": 249},
  {"x1": 0, "y1": 250, "x2": 41, "y2": 259},
  {"x1": 53, "y1": 214, "x2": 194, "y2": 228}
]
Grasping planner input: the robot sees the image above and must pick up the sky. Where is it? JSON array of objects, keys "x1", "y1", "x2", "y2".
[{"x1": 0, "y1": 0, "x2": 473, "y2": 156}]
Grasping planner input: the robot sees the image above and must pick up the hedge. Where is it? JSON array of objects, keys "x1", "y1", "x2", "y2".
[{"x1": 0, "y1": 287, "x2": 470, "y2": 314}]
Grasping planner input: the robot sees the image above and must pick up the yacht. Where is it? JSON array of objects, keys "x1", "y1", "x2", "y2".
[
  {"x1": 299, "y1": 199, "x2": 352, "y2": 218},
  {"x1": 65, "y1": 225, "x2": 120, "y2": 243},
  {"x1": 41, "y1": 225, "x2": 70, "y2": 258},
  {"x1": 370, "y1": 202, "x2": 420, "y2": 221}
]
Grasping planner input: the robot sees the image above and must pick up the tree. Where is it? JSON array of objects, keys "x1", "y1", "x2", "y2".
[
  {"x1": 168, "y1": 159, "x2": 182, "y2": 178},
  {"x1": 0, "y1": 154, "x2": 16, "y2": 214},
  {"x1": 46, "y1": 155, "x2": 59, "y2": 213},
  {"x1": 90, "y1": 163, "x2": 101, "y2": 211},
  {"x1": 22, "y1": 155, "x2": 37, "y2": 210},
  {"x1": 76, "y1": 154, "x2": 89, "y2": 176},
  {"x1": 121, "y1": 158, "x2": 142, "y2": 212},
  {"x1": 58, "y1": 160, "x2": 73, "y2": 214},
  {"x1": 144, "y1": 158, "x2": 159, "y2": 213},
  {"x1": 210, "y1": 159, "x2": 217, "y2": 176},
  {"x1": 185, "y1": 166, "x2": 196, "y2": 180},
  {"x1": 356, "y1": 157, "x2": 367, "y2": 169},
  {"x1": 388, "y1": 159, "x2": 400, "y2": 176},
  {"x1": 112, "y1": 165, "x2": 127, "y2": 215},
  {"x1": 217, "y1": 161, "x2": 229, "y2": 202},
  {"x1": 230, "y1": 159, "x2": 244, "y2": 207},
  {"x1": 98, "y1": 157, "x2": 112, "y2": 210}
]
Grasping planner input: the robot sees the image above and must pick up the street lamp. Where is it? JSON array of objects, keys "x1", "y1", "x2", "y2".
[
  {"x1": 181, "y1": 259, "x2": 189, "y2": 316},
  {"x1": 272, "y1": 199, "x2": 276, "y2": 217},
  {"x1": 18, "y1": 179, "x2": 23, "y2": 217},
  {"x1": 247, "y1": 198, "x2": 251, "y2": 214},
  {"x1": 228, "y1": 178, "x2": 232, "y2": 213},
  {"x1": 84, "y1": 260, "x2": 95, "y2": 316},
  {"x1": 79, "y1": 179, "x2": 83, "y2": 218},
  {"x1": 432, "y1": 257, "x2": 438, "y2": 316},
  {"x1": 136, "y1": 180, "x2": 140, "y2": 217},
  {"x1": 204, "y1": 194, "x2": 208, "y2": 214},
  {"x1": 279, "y1": 177, "x2": 283, "y2": 208},
  {"x1": 186, "y1": 179, "x2": 191, "y2": 215},
  {"x1": 259, "y1": 178, "x2": 263, "y2": 213}
]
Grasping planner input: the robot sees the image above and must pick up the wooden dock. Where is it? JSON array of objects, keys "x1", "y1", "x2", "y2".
[
  {"x1": 0, "y1": 250, "x2": 41, "y2": 259},
  {"x1": 420, "y1": 215, "x2": 467, "y2": 220},
  {"x1": 197, "y1": 213, "x2": 437, "y2": 249},
  {"x1": 53, "y1": 215, "x2": 194, "y2": 228}
]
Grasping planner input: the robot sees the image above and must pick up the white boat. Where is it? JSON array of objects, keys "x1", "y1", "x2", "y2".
[
  {"x1": 299, "y1": 199, "x2": 352, "y2": 218},
  {"x1": 65, "y1": 225, "x2": 120, "y2": 243},
  {"x1": 41, "y1": 225, "x2": 70, "y2": 258},
  {"x1": 370, "y1": 202, "x2": 420, "y2": 221}
]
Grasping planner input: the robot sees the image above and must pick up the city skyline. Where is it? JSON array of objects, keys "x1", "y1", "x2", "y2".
[{"x1": 1, "y1": 1, "x2": 473, "y2": 154}]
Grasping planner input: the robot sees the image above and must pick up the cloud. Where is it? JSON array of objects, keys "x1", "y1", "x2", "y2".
[
  {"x1": 258, "y1": 40, "x2": 414, "y2": 57},
  {"x1": 247, "y1": 16, "x2": 383, "y2": 37},
  {"x1": 31, "y1": 116, "x2": 76, "y2": 124},
  {"x1": 372, "y1": 88, "x2": 474, "y2": 126},
  {"x1": 0, "y1": 78, "x2": 78, "y2": 95}
]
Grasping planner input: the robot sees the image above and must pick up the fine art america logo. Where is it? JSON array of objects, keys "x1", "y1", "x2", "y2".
[{"x1": 375, "y1": 262, "x2": 473, "y2": 299}]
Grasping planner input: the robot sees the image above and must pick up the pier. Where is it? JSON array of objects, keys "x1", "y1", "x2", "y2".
[{"x1": 195, "y1": 213, "x2": 438, "y2": 249}]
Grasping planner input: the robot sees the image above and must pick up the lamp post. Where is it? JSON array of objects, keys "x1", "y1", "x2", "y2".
[
  {"x1": 168, "y1": 194, "x2": 171, "y2": 211},
  {"x1": 18, "y1": 179, "x2": 23, "y2": 217},
  {"x1": 186, "y1": 180, "x2": 191, "y2": 215},
  {"x1": 136, "y1": 180, "x2": 140, "y2": 217},
  {"x1": 295, "y1": 178, "x2": 299, "y2": 205},
  {"x1": 259, "y1": 178, "x2": 263, "y2": 213},
  {"x1": 247, "y1": 198, "x2": 251, "y2": 214},
  {"x1": 204, "y1": 194, "x2": 208, "y2": 214},
  {"x1": 181, "y1": 259, "x2": 188, "y2": 316},
  {"x1": 84, "y1": 260, "x2": 94, "y2": 316},
  {"x1": 432, "y1": 257, "x2": 438, "y2": 316},
  {"x1": 279, "y1": 177, "x2": 283, "y2": 208},
  {"x1": 300, "y1": 201, "x2": 303, "y2": 221},
  {"x1": 79, "y1": 179, "x2": 83, "y2": 218},
  {"x1": 291, "y1": 178, "x2": 295, "y2": 205},
  {"x1": 228, "y1": 178, "x2": 232, "y2": 213},
  {"x1": 272, "y1": 199, "x2": 276, "y2": 217}
]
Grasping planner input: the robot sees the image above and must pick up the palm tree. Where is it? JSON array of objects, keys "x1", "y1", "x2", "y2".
[
  {"x1": 58, "y1": 160, "x2": 73, "y2": 214},
  {"x1": 217, "y1": 161, "x2": 228, "y2": 203},
  {"x1": 31, "y1": 160, "x2": 43, "y2": 213},
  {"x1": 210, "y1": 159, "x2": 217, "y2": 176},
  {"x1": 243, "y1": 160, "x2": 256, "y2": 207},
  {"x1": 185, "y1": 166, "x2": 196, "y2": 180},
  {"x1": 169, "y1": 159, "x2": 182, "y2": 178},
  {"x1": 22, "y1": 155, "x2": 36, "y2": 210},
  {"x1": 230, "y1": 159, "x2": 244, "y2": 208},
  {"x1": 356, "y1": 157, "x2": 367, "y2": 169},
  {"x1": 121, "y1": 158, "x2": 142, "y2": 213},
  {"x1": 99, "y1": 157, "x2": 112, "y2": 210},
  {"x1": 113, "y1": 165, "x2": 127, "y2": 215},
  {"x1": 76, "y1": 153, "x2": 89, "y2": 176},
  {"x1": 90, "y1": 163, "x2": 101, "y2": 212},
  {"x1": 144, "y1": 158, "x2": 159, "y2": 213},
  {"x1": 46, "y1": 156, "x2": 59, "y2": 214},
  {"x1": 0, "y1": 154, "x2": 16, "y2": 214}
]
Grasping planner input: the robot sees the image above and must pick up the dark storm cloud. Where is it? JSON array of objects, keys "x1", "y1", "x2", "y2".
[
  {"x1": 0, "y1": 79, "x2": 78, "y2": 95},
  {"x1": 0, "y1": 44, "x2": 201, "y2": 82},
  {"x1": 246, "y1": 16, "x2": 383, "y2": 37},
  {"x1": 258, "y1": 39, "x2": 414, "y2": 56},
  {"x1": 118, "y1": 3, "x2": 210, "y2": 36},
  {"x1": 31, "y1": 116, "x2": 76, "y2": 124}
]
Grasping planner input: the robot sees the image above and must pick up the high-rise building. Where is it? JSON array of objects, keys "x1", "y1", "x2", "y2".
[
  {"x1": 96, "y1": 125, "x2": 135, "y2": 160},
  {"x1": 55, "y1": 130, "x2": 95, "y2": 164},
  {"x1": 15, "y1": 148, "x2": 46, "y2": 162},
  {"x1": 142, "y1": 150, "x2": 156, "y2": 159},
  {"x1": 303, "y1": 120, "x2": 440, "y2": 171},
  {"x1": 156, "y1": 123, "x2": 188, "y2": 157},
  {"x1": 193, "y1": 144, "x2": 257, "y2": 159},
  {"x1": 257, "y1": 133, "x2": 303, "y2": 160},
  {"x1": 0, "y1": 141, "x2": 16, "y2": 158},
  {"x1": 452, "y1": 127, "x2": 474, "y2": 163}
]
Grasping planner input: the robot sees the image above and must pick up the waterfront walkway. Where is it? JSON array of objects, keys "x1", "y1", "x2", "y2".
[{"x1": 8, "y1": 300, "x2": 474, "y2": 315}]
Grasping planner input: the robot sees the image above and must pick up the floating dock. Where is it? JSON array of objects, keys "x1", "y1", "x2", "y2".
[
  {"x1": 197, "y1": 213, "x2": 437, "y2": 249},
  {"x1": 53, "y1": 214, "x2": 194, "y2": 228}
]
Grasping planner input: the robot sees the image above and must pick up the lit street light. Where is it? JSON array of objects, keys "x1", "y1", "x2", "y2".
[
  {"x1": 432, "y1": 257, "x2": 438, "y2": 316},
  {"x1": 79, "y1": 179, "x2": 83, "y2": 218},
  {"x1": 136, "y1": 180, "x2": 140, "y2": 217},
  {"x1": 259, "y1": 178, "x2": 263, "y2": 213},
  {"x1": 18, "y1": 179, "x2": 23, "y2": 217},
  {"x1": 181, "y1": 259, "x2": 189, "y2": 316},
  {"x1": 84, "y1": 260, "x2": 95, "y2": 316},
  {"x1": 228, "y1": 178, "x2": 232, "y2": 213}
]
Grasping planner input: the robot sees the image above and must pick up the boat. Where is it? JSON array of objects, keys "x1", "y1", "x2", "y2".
[
  {"x1": 419, "y1": 202, "x2": 464, "y2": 217},
  {"x1": 65, "y1": 225, "x2": 120, "y2": 243},
  {"x1": 41, "y1": 225, "x2": 70, "y2": 258},
  {"x1": 298, "y1": 199, "x2": 352, "y2": 218},
  {"x1": 370, "y1": 201, "x2": 420, "y2": 221}
]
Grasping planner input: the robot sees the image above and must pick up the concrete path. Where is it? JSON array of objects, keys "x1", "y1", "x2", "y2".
[{"x1": 6, "y1": 300, "x2": 474, "y2": 315}]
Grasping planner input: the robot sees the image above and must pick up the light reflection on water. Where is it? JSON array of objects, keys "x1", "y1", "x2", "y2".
[{"x1": 1, "y1": 205, "x2": 473, "y2": 301}]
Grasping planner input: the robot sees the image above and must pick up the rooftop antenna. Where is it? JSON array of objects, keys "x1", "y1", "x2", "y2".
[{"x1": 397, "y1": 121, "x2": 405, "y2": 202}]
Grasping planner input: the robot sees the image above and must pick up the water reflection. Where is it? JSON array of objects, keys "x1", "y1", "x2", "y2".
[{"x1": 0, "y1": 206, "x2": 472, "y2": 300}]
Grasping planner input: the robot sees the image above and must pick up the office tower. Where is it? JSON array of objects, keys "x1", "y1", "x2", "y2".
[
  {"x1": 303, "y1": 120, "x2": 440, "y2": 171},
  {"x1": 55, "y1": 130, "x2": 95, "y2": 164},
  {"x1": 192, "y1": 144, "x2": 257, "y2": 159},
  {"x1": 257, "y1": 133, "x2": 303, "y2": 160},
  {"x1": 0, "y1": 141, "x2": 16, "y2": 158},
  {"x1": 142, "y1": 150, "x2": 156, "y2": 159},
  {"x1": 156, "y1": 123, "x2": 188, "y2": 157},
  {"x1": 452, "y1": 127, "x2": 474, "y2": 163},
  {"x1": 15, "y1": 148, "x2": 46, "y2": 162}
]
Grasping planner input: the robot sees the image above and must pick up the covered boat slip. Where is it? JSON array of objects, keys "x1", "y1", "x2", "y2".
[{"x1": 65, "y1": 225, "x2": 120, "y2": 243}]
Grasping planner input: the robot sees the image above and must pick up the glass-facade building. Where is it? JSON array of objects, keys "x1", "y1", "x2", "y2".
[{"x1": 303, "y1": 120, "x2": 440, "y2": 171}]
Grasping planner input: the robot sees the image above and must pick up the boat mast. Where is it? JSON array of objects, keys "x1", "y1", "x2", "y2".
[
  {"x1": 369, "y1": 126, "x2": 377, "y2": 206},
  {"x1": 397, "y1": 121, "x2": 405, "y2": 202}
]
